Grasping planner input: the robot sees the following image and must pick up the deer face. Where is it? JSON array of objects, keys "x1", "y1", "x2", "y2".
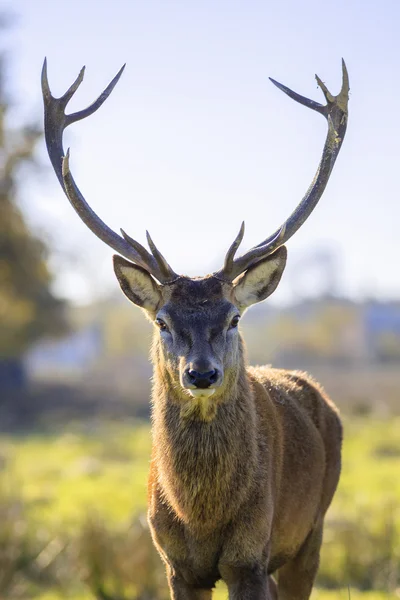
[
  {"x1": 152, "y1": 277, "x2": 241, "y2": 400},
  {"x1": 113, "y1": 247, "x2": 287, "y2": 408}
]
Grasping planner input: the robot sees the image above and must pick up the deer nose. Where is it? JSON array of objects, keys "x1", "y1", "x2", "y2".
[{"x1": 187, "y1": 369, "x2": 219, "y2": 389}]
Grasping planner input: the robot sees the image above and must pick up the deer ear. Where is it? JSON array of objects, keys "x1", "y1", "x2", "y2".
[
  {"x1": 113, "y1": 255, "x2": 162, "y2": 313},
  {"x1": 232, "y1": 246, "x2": 287, "y2": 311}
]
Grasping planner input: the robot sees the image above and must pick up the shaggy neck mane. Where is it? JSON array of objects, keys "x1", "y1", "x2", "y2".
[{"x1": 150, "y1": 334, "x2": 259, "y2": 530}]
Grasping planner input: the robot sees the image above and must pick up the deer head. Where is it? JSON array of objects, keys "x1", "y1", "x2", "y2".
[{"x1": 42, "y1": 59, "x2": 349, "y2": 410}]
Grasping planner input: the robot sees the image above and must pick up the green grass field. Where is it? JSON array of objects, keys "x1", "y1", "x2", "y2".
[
  {"x1": 0, "y1": 416, "x2": 399, "y2": 598},
  {"x1": 23, "y1": 588, "x2": 400, "y2": 600}
]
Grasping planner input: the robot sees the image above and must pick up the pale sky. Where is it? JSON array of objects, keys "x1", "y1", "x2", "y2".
[{"x1": 5, "y1": 0, "x2": 400, "y2": 304}]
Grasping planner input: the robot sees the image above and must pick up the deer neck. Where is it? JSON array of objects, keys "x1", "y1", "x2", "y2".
[{"x1": 150, "y1": 336, "x2": 258, "y2": 528}]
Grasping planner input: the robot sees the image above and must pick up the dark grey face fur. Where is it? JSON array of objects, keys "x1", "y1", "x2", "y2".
[{"x1": 155, "y1": 278, "x2": 242, "y2": 399}]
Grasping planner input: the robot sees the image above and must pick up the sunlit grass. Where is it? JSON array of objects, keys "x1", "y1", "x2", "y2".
[
  {"x1": 31, "y1": 586, "x2": 400, "y2": 599},
  {"x1": 0, "y1": 421, "x2": 151, "y2": 529},
  {"x1": 336, "y1": 418, "x2": 400, "y2": 515},
  {"x1": 312, "y1": 591, "x2": 399, "y2": 600}
]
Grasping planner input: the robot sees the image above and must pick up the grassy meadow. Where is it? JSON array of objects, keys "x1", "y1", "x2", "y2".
[{"x1": 0, "y1": 415, "x2": 399, "y2": 599}]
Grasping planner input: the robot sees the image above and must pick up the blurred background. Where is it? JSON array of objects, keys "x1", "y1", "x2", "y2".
[{"x1": 1, "y1": 1, "x2": 400, "y2": 598}]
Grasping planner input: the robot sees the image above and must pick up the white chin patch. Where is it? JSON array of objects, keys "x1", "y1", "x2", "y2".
[{"x1": 188, "y1": 388, "x2": 216, "y2": 399}]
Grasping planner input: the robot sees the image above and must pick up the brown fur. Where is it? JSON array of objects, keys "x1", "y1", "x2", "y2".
[{"x1": 113, "y1": 252, "x2": 342, "y2": 599}]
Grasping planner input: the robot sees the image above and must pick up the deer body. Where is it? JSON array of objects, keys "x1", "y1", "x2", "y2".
[
  {"x1": 42, "y1": 59, "x2": 349, "y2": 598},
  {"x1": 144, "y1": 276, "x2": 342, "y2": 599}
]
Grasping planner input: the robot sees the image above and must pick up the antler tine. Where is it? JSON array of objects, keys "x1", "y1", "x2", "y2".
[
  {"x1": 42, "y1": 59, "x2": 178, "y2": 284},
  {"x1": 119, "y1": 228, "x2": 178, "y2": 282},
  {"x1": 268, "y1": 77, "x2": 325, "y2": 115},
  {"x1": 146, "y1": 231, "x2": 179, "y2": 282},
  {"x1": 222, "y1": 221, "x2": 245, "y2": 274},
  {"x1": 120, "y1": 228, "x2": 155, "y2": 264},
  {"x1": 216, "y1": 61, "x2": 349, "y2": 282}
]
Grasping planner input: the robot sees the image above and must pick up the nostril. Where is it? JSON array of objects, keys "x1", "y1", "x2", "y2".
[
  {"x1": 209, "y1": 369, "x2": 218, "y2": 384},
  {"x1": 187, "y1": 369, "x2": 197, "y2": 384},
  {"x1": 187, "y1": 369, "x2": 218, "y2": 389}
]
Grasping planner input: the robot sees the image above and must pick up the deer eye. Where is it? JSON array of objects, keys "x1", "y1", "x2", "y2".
[
  {"x1": 229, "y1": 315, "x2": 240, "y2": 329},
  {"x1": 156, "y1": 318, "x2": 169, "y2": 332}
]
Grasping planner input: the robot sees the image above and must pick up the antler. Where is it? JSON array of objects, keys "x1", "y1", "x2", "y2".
[
  {"x1": 41, "y1": 59, "x2": 178, "y2": 284},
  {"x1": 215, "y1": 60, "x2": 350, "y2": 282}
]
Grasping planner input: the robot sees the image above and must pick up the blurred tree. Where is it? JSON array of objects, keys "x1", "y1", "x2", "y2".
[{"x1": 0, "y1": 47, "x2": 67, "y2": 388}]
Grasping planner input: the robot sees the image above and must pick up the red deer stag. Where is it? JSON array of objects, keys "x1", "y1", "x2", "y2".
[{"x1": 42, "y1": 59, "x2": 349, "y2": 599}]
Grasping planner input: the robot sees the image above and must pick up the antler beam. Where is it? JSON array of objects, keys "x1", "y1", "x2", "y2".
[
  {"x1": 41, "y1": 59, "x2": 178, "y2": 284},
  {"x1": 215, "y1": 60, "x2": 350, "y2": 282}
]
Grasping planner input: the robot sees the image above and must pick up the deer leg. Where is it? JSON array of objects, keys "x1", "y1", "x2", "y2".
[
  {"x1": 277, "y1": 520, "x2": 323, "y2": 600},
  {"x1": 219, "y1": 563, "x2": 270, "y2": 599},
  {"x1": 166, "y1": 568, "x2": 212, "y2": 600},
  {"x1": 168, "y1": 581, "x2": 211, "y2": 600}
]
